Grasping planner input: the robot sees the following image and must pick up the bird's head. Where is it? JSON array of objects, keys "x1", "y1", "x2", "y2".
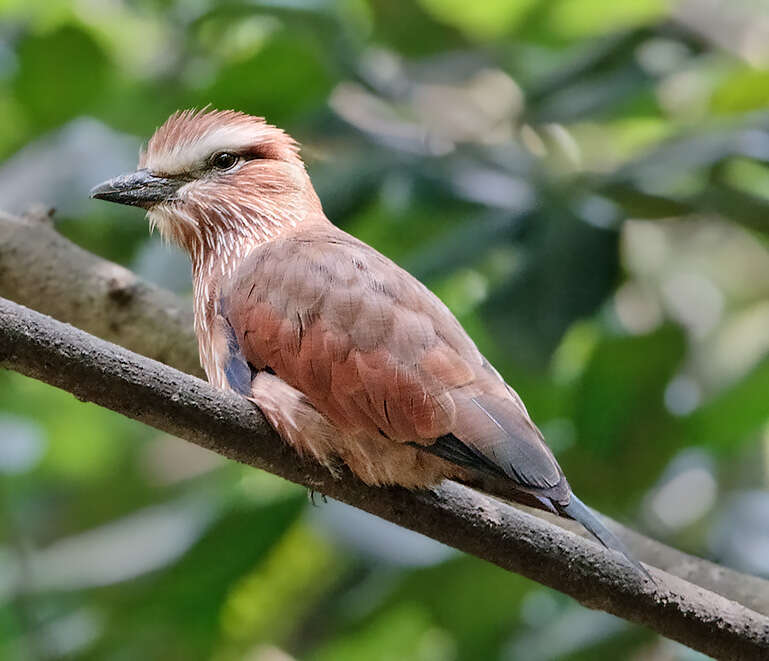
[{"x1": 90, "y1": 108, "x2": 320, "y2": 257}]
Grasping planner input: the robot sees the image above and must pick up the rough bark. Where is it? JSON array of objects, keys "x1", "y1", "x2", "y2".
[
  {"x1": 1, "y1": 297, "x2": 769, "y2": 660},
  {"x1": 0, "y1": 207, "x2": 201, "y2": 376}
]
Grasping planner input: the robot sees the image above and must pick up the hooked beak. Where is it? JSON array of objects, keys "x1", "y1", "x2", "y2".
[{"x1": 89, "y1": 169, "x2": 183, "y2": 208}]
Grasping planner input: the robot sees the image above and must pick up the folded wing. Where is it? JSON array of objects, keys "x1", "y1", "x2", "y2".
[{"x1": 221, "y1": 224, "x2": 569, "y2": 504}]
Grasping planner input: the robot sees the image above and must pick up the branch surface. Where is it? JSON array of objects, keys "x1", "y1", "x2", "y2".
[
  {"x1": 0, "y1": 208, "x2": 201, "y2": 376},
  {"x1": 2, "y1": 297, "x2": 769, "y2": 659}
]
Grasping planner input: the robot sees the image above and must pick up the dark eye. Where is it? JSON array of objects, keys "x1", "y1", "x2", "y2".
[{"x1": 210, "y1": 152, "x2": 238, "y2": 170}]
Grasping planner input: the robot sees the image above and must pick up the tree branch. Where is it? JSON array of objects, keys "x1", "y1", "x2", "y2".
[
  {"x1": 0, "y1": 207, "x2": 201, "y2": 377},
  {"x1": 3, "y1": 209, "x2": 769, "y2": 614},
  {"x1": 3, "y1": 208, "x2": 769, "y2": 655},
  {"x1": 1, "y1": 297, "x2": 769, "y2": 659}
]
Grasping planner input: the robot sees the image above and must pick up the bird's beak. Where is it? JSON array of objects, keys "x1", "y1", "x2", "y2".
[{"x1": 89, "y1": 169, "x2": 183, "y2": 208}]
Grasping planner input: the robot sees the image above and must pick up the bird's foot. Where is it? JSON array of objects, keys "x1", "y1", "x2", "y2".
[{"x1": 308, "y1": 489, "x2": 328, "y2": 506}]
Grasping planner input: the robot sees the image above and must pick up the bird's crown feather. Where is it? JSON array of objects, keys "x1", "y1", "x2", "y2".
[{"x1": 139, "y1": 107, "x2": 300, "y2": 175}]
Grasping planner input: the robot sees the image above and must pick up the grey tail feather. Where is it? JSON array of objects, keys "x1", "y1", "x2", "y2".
[{"x1": 558, "y1": 494, "x2": 651, "y2": 581}]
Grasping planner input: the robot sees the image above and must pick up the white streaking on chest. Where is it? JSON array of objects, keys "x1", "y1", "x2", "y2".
[
  {"x1": 191, "y1": 238, "x2": 259, "y2": 390},
  {"x1": 146, "y1": 193, "x2": 304, "y2": 391}
]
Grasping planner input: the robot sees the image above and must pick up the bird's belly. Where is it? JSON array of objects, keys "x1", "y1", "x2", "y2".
[{"x1": 246, "y1": 371, "x2": 466, "y2": 488}]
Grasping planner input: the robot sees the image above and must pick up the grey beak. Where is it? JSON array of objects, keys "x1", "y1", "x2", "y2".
[{"x1": 89, "y1": 169, "x2": 183, "y2": 208}]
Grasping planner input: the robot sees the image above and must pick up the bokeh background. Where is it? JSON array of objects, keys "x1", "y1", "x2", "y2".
[{"x1": 2, "y1": 0, "x2": 769, "y2": 658}]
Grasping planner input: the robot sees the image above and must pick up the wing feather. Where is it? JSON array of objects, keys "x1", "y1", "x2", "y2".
[{"x1": 223, "y1": 225, "x2": 566, "y2": 497}]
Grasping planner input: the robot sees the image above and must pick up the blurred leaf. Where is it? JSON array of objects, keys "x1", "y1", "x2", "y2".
[
  {"x1": 546, "y1": 0, "x2": 668, "y2": 39},
  {"x1": 219, "y1": 524, "x2": 340, "y2": 652},
  {"x1": 524, "y1": 27, "x2": 656, "y2": 102},
  {"x1": 564, "y1": 324, "x2": 685, "y2": 509},
  {"x1": 408, "y1": 211, "x2": 529, "y2": 283},
  {"x1": 711, "y1": 68, "x2": 769, "y2": 115},
  {"x1": 345, "y1": 194, "x2": 470, "y2": 267},
  {"x1": 599, "y1": 178, "x2": 769, "y2": 234},
  {"x1": 597, "y1": 181, "x2": 694, "y2": 218},
  {"x1": 0, "y1": 374, "x2": 136, "y2": 483},
  {"x1": 201, "y1": 30, "x2": 334, "y2": 125},
  {"x1": 722, "y1": 157, "x2": 769, "y2": 202},
  {"x1": 481, "y1": 208, "x2": 619, "y2": 368},
  {"x1": 604, "y1": 117, "x2": 672, "y2": 158},
  {"x1": 312, "y1": 603, "x2": 445, "y2": 661},
  {"x1": 683, "y1": 353, "x2": 769, "y2": 452},
  {"x1": 532, "y1": 68, "x2": 655, "y2": 123},
  {"x1": 593, "y1": 121, "x2": 769, "y2": 231},
  {"x1": 314, "y1": 555, "x2": 531, "y2": 661},
  {"x1": 692, "y1": 183, "x2": 769, "y2": 234},
  {"x1": 310, "y1": 154, "x2": 394, "y2": 226},
  {"x1": 381, "y1": 556, "x2": 531, "y2": 661},
  {"x1": 367, "y1": 0, "x2": 468, "y2": 56},
  {"x1": 417, "y1": 0, "x2": 539, "y2": 41},
  {"x1": 13, "y1": 25, "x2": 111, "y2": 132},
  {"x1": 605, "y1": 123, "x2": 769, "y2": 184},
  {"x1": 573, "y1": 325, "x2": 683, "y2": 456},
  {"x1": 568, "y1": 117, "x2": 672, "y2": 173},
  {"x1": 84, "y1": 495, "x2": 305, "y2": 660},
  {"x1": 0, "y1": 95, "x2": 30, "y2": 159}
]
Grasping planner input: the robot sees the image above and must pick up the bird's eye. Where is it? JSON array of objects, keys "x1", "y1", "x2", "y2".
[{"x1": 210, "y1": 152, "x2": 238, "y2": 170}]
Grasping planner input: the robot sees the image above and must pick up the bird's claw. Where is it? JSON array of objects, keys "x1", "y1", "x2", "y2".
[{"x1": 308, "y1": 489, "x2": 328, "y2": 506}]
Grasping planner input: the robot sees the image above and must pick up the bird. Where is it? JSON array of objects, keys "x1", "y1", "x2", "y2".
[{"x1": 90, "y1": 108, "x2": 642, "y2": 573}]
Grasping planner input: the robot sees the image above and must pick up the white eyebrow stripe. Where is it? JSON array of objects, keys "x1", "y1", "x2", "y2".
[{"x1": 144, "y1": 123, "x2": 268, "y2": 175}]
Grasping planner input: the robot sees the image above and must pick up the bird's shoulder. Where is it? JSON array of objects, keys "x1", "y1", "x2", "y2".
[
  {"x1": 224, "y1": 222, "x2": 482, "y2": 362},
  {"x1": 220, "y1": 222, "x2": 566, "y2": 497},
  {"x1": 220, "y1": 223, "x2": 489, "y2": 438}
]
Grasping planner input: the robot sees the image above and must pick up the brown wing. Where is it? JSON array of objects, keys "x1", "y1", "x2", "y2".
[{"x1": 221, "y1": 223, "x2": 567, "y2": 500}]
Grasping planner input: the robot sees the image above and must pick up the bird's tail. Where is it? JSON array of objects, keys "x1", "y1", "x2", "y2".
[{"x1": 558, "y1": 494, "x2": 650, "y2": 580}]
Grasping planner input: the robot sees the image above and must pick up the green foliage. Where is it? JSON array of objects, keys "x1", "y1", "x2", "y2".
[
  {"x1": 203, "y1": 31, "x2": 335, "y2": 124},
  {"x1": 574, "y1": 325, "x2": 684, "y2": 457},
  {"x1": 482, "y1": 209, "x2": 620, "y2": 368},
  {"x1": 417, "y1": 0, "x2": 538, "y2": 41},
  {"x1": 84, "y1": 496, "x2": 306, "y2": 660},
  {"x1": 685, "y1": 355, "x2": 769, "y2": 452},
  {"x1": 2, "y1": 0, "x2": 769, "y2": 659},
  {"x1": 712, "y1": 67, "x2": 769, "y2": 114},
  {"x1": 547, "y1": 0, "x2": 667, "y2": 39},
  {"x1": 13, "y1": 25, "x2": 111, "y2": 131},
  {"x1": 564, "y1": 325, "x2": 686, "y2": 509}
]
